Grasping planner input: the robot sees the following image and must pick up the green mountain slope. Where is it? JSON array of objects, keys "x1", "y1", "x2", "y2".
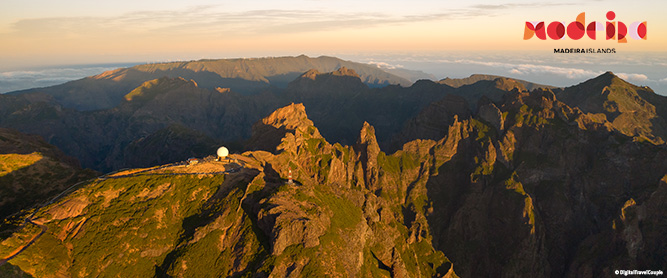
[{"x1": 0, "y1": 128, "x2": 97, "y2": 224}]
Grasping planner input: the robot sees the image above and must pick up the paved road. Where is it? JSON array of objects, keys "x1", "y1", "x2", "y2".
[{"x1": 0, "y1": 220, "x2": 46, "y2": 265}]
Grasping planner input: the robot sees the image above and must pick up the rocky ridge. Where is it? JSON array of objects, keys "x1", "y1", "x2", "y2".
[{"x1": 2, "y1": 87, "x2": 665, "y2": 277}]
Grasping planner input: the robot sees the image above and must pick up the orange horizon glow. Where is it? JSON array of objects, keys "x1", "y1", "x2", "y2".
[{"x1": 1, "y1": 1, "x2": 666, "y2": 69}]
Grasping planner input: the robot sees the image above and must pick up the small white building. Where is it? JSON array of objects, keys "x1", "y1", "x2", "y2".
[{"x1": 216, "y1": 146, "x2": 229, "y2": 161}]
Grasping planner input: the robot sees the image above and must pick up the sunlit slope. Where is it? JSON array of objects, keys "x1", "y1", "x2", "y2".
[{"x1": 0, "y1": 128, "x2": 97, "y2": 221}]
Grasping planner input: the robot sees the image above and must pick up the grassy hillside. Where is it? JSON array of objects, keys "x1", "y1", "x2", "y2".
[{"x1": 0, "y1": 128, "x2": 97, "y2": 222}]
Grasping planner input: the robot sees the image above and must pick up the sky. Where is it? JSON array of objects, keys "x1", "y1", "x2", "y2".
[{"x1": 1, "y1": 0, "x2": 666, "y2": 94}]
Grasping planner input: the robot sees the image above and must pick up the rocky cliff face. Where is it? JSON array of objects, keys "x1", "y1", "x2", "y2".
[
  {"x1": 3, "y1": 86, "x2": 665, "y2": 277},
  {"x1": 246, "y1": 103, "x2": 322, "y2": 152}
]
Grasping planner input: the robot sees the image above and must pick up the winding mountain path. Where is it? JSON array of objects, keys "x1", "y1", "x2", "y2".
[{"x1": 0, "y1": 220, "x2": 46, "y2": 265}]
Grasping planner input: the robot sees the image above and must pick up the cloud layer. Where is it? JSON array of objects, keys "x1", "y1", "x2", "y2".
[{"x1": 0, "y1": 65, "x2": 126, "y2": 93}]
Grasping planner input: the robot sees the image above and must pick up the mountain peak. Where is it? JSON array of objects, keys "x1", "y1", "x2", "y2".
[
  {"x1": 567, "y1": 71, "x2": 630, "y2": 93},
  {"x1": 287, "y1": 67, "x2": 368, "y2": 94},
  {"x1": 358, "y1": 121, "x2": 377, "y2": 145},
  {"x1": 492, "y1": 77, "x2": 526, "y2": 92},
  {"x1": 557, "y1": 70, "x2": 667, "y2": 143},
  {"x1": 588, "y1": 71, "x2": 619, "y2": 85},
  {"x1": 354, "y1": 121, "x2": 380, "y2": 188},
  {"x1": 298, "y1": 67, "x2": 360, "y2": 81},
  {"x1": 261, "y1": 103, "x2": 312, "y2": 131},
  {"x1": 300, "y1": 69, "x2": 322, "y2": 80},
  {"x1": 439, "y1": 74, "x2": 554, "y2": 91},
  {"x1": 246, "y1": 103, "x2": 322, "y2": 152},
  {"x1": 332, "y1": 67, "x2": 360, "y2": 78}
]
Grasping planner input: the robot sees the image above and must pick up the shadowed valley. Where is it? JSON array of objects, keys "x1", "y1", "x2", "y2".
[{"x1": 0, "y1": 56, "x2": 666, "y2": 277}]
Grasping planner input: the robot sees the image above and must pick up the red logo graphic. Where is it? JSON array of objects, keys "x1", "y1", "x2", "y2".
[{"x1": 524, "y1": 12, "x2": 647, "y2": 43}]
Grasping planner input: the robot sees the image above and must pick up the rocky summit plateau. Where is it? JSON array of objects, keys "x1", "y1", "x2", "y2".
[{"x1": 0, "y1": 56, "x2": 665, "y2": 277}]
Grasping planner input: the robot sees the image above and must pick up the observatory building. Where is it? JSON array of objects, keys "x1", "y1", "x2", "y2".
[{"x1": 216, "y1": 146, "x2": 229, "y2": 161}]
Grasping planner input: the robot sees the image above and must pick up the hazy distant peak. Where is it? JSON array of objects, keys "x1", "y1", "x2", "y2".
[
  {"x1": 439, "y1": 74, "x2": 498, "y2": 88},
  {"x1": 331, "y1": 67, "x2": 360, "y2": 78},
  {"x1": 492, "y1": 77, "x2": 527, "y2": 92},
  {"x1": 92, "y1": 67, "x2": 128, "y2": 81},
  {"x1": 124, "y1": 76, "x2": 195, "y2": 102},
  {"x1": 298, "y1": 67, "x2": 360, "y2": 80},
  {"x1": 440, "y1": 74, "x2": 554, "y2": 91},
  {"x1": 300, "y1": 69, "x2": 322, "y2": 80},
  {"x1": 568, "y1": 71, "x2": 628, "y2": 92}
]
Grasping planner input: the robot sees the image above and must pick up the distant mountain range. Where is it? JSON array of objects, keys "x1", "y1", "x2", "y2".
[
  {"x1": 0, "y1": 55, "x2": 666, "y2": 277},
  {"x1": 8, "y1": 55, "x2": 416, "y2": 111},
  {"x1": 439, "y1": 74, "x2": 555, "y2": 91}
]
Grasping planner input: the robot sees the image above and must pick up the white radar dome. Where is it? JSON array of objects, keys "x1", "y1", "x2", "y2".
[{"x1": 217, "y1": 146, "x2": 229, "y2": 158}]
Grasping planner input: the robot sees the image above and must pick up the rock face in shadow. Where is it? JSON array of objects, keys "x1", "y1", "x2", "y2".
[
  {"x1": 389, "y1": 93, "x2": 471, "y2": 150},
  {"x1": 122, "y1": 124, "x2": 222, "y2": 168},
  {"x1": 420, "y1": 89, "x2": 667, "y2": 277},
  {"x1": 558, "y1": 72, "x2": 667, "y2": 144}
]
